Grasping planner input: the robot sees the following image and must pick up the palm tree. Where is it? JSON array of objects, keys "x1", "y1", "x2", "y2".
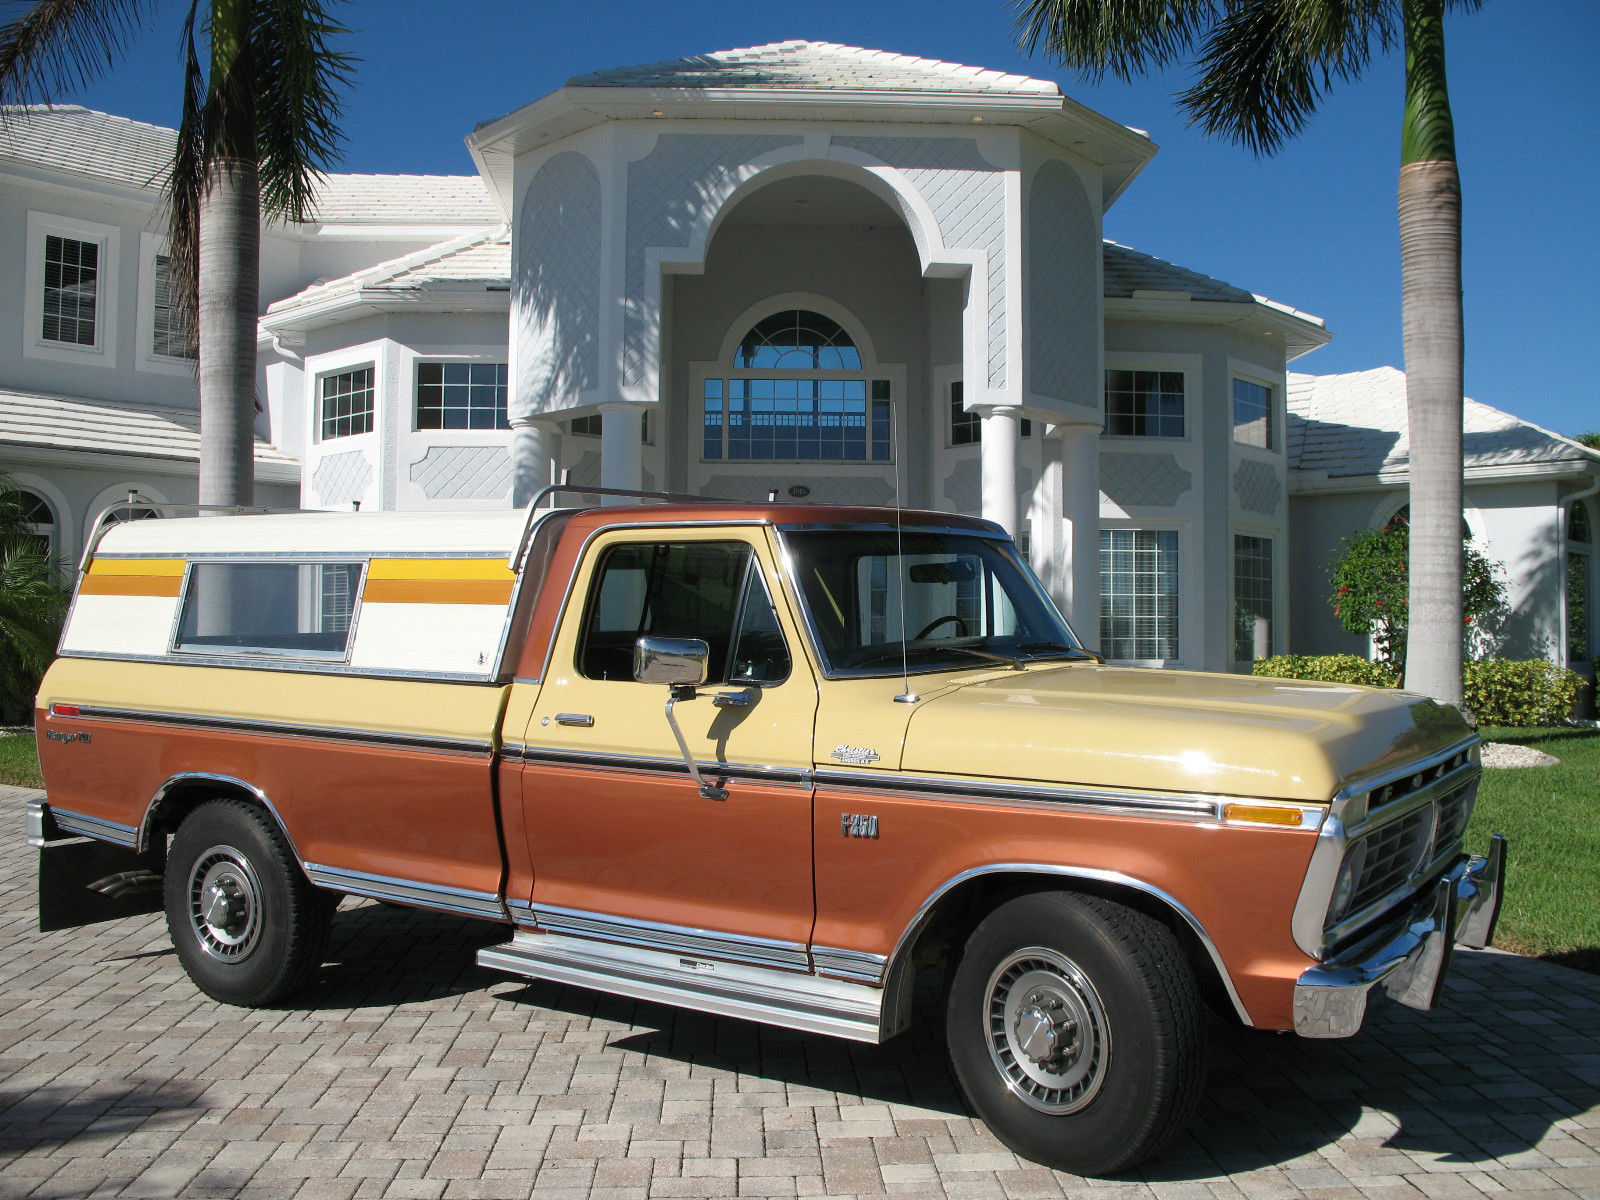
[
  {"x1": 1016, "y1": 0, "x2": 1476, "y2": 708},
  {"x1": 0, "y1": 0, "x2": 353, "y2": 508}
]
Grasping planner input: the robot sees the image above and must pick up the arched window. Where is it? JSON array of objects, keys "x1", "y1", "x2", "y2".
[
  {"x1": 1570, "y1": 501, "x2": 1593, "y2": 661},
  {"x1": 703, "y1": 308, "x2": 890, "y2": 463},
  {"x1": 17, "y1": 490, "x2": 56, "y2": 559}
]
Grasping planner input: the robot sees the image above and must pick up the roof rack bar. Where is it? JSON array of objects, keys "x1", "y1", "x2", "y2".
[{"x1": 507, "y1": 483, "x2": 734, "y2": 571}]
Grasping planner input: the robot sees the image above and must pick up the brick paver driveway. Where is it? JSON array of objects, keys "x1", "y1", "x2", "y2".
[{"x1": 2, "y1": 784, "x2": 1598, "y2": 1200}]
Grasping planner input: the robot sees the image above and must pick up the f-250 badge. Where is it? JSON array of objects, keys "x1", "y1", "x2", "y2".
[{"x1": 841, "y1": 813, "x2": 879, "y2": 839}]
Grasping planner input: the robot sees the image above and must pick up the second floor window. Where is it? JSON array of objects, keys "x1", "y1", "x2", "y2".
[
  {"x1": 1233, "y1": 378, "x2": 1273, "y2": 448},
  {"x1": 1104, "y1": 370, "x2": 1184, "y2": 438},
  {"x1": 416, "y1": 362, "x2": 508, "y2": 430},
  {"x1": 152, "y1": 255, "x2": 195, "y2": 359},
  {"x1": 321, "y1": 367, "x2": 374, "y2": 439},
  {"x1": 43, "y1": 234, "x2": 98, "y2": 346}
]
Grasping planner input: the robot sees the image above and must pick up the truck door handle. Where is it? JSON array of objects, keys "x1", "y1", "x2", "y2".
[
  {"x1": 712, "y1": 689, "x2": 754, "y2": 709},
  {"x1": 554, "y1": 713, "x2": 594, "y2": 727}
]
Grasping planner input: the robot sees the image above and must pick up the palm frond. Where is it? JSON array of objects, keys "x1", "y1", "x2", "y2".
[
  {"x1": 251, "y1": 0, "x2": 354, "y2": 222},
  {"x1": 0, "y1": 0, "x2": 161, "y2": 104},
  {"x1": 1012, "y1": 0, "x2": 1216, "y2": 82},
  {"x1": 161, "y1": 0, "x2": 203, "y2": 358},
  {"x1": 1180, "y1": 0, "x2": 1396, "y2": 155}
]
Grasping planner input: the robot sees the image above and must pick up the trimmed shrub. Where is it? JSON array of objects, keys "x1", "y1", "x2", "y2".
[
  {"x1": 1252, "y1": 654, "x2": 1400, "y2": 688},
  {"x1": 1463, "y1": 659, "x2": 1582, "y2": 726}
]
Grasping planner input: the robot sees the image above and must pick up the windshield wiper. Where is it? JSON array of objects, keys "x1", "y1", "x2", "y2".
[
  {"x1": 924, "y1": 644, "x2": 1024, "y2": 671},
  {"x1": 1017, "y1": 642, "x2": 1103, "y2": 663}
]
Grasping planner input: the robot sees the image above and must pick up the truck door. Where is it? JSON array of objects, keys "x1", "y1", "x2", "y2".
[{"x1": 518, "y1": 529, "x2": 818, "y2": 968}]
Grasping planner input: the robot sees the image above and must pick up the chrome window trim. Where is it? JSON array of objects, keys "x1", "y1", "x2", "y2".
[
  {"x1": 169, "y1": 556, "x2": 368, "y2": 664},
  {"x1": 305, "y1": 863, "x2": 508, "y2": 921},
  {"x1": 50, "y1": 806, "x2": 139, "y2": 848},
  {"x1": 1290, "y1": 737, "x2": 1482, "y2": 960},
  {"x1": 884, "y1": 862, "x2": 1253, "y2": 1026},
  {"x1": 71, "y1": 704, "x2": 495, "y2": 757},
  {"x1": 513, "y1": 744, "x2": 812, "y2": 787},
  {"x1": 774, "y1": 520, "x2": 1003, "y2": 537},
  {"x1": 533, "y1": 518, "x2": 776, "y2": 687},
  {"x1": 528, "y1": 902, "x2": 810, "y2": 972}
]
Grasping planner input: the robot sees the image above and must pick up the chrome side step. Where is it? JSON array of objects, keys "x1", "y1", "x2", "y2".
[{"x1": 477, "y1": 930, "x2": 886, "y2": 1043}]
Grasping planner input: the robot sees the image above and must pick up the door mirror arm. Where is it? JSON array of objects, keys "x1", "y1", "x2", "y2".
[{"x1": 635, "y1": 637, "x2": 728, "y2": 801}]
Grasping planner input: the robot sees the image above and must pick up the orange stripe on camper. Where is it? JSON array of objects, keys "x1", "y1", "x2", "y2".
[
  {"x1": 80, "y1": 558, "x2": 186, "y2": 597},
  {"x1": 362, "y1": 558, "x2": 515, "y2": 606}
]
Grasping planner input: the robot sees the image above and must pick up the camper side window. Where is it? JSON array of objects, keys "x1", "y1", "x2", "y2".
[{"x1": 174, "y1": 560, "x2": 364, "y2": 658}]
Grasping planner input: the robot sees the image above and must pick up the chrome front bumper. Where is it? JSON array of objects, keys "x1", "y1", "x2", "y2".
[{"x1": 1293, "y1": 833, "x2": 1506, "y2": 1038}]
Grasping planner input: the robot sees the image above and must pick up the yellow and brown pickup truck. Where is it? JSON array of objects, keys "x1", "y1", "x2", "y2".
[{"x1": 28, "y1": 490, "x2": 1504, "y2": 1174}]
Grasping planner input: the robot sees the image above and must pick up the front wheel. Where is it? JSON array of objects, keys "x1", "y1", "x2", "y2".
[
  {"x1": 945, "y1": 890, "x2": 1206, "y2": 1176},
  {"x1": 164, "y1": 799, "x2": 334, "y2": 1006}
]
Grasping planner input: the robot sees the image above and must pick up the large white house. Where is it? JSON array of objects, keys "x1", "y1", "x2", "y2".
[{"x1": 4, "y1": 42, "x2": 1592, "y2": 677}]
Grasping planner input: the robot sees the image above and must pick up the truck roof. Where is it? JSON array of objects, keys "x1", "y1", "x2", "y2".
[{"x1": 90, "y1": 503, "x2": 1003, "y2": 560}]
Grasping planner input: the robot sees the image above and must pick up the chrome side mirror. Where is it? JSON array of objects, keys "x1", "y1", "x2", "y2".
[
  {"x1": 634, "y1": 635, "x2": 709, "y2": 691},
  {"x1": 634, "y1": 636, "x2": 725, "y2": 800}
]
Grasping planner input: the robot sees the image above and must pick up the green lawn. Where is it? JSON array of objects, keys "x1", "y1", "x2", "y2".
[
  {"x1": 1467, "y1": 725, "x2": 1600, "y2": 972},
  {"x1": 0, "y1": 731, "x2": 43, "y2": 789}
]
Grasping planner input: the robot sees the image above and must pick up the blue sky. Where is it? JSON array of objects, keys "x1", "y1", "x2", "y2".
[{"x1": 54, "y1": 0, "x2": 1600, "y2": 439}]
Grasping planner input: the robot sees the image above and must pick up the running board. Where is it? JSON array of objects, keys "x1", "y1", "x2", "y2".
[{"x1": 477, "y1": 930, "x2": 886, "y2": 1043}]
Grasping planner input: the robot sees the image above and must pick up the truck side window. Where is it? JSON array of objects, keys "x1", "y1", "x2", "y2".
[
  {"x1": 174, "y1": 560, "x2": 362, "y2": 657},
  {"x1": 727, "y1": 560, "x2": 791, "y2": 684},
  {"x1": 579, "y1": 541, "x2": 768, "y2": 683}
]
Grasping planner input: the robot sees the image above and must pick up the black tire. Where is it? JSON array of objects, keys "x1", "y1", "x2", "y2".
[
  {"x1": 945, "y1": 890, "x2": 1206, "y2": 1176},
  {"x1": 163, "y1": 799, "x2": 334, "y2": 1006}
]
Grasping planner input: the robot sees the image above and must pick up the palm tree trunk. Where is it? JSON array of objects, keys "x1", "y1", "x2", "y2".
[
  {"x1": 196, "y1": 0, "x2": 259, "y2": 510},
  {"x1": 1399, "y1": 0, "x2": 1465, "y2": 708}
]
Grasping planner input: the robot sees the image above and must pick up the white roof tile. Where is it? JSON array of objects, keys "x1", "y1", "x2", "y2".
[
  {"x1": 1287, "y1": 367, "x2": 1599, "y2": 478},
  {"x1": 0, "y1": 388, "x2": 297, "y2": 468},
  {"x1": 566, "y1": 40, "x2": 1060, "y2": 96},
  {"x1": 1102, "y1": 241, "x2": 1254, "y2": 303},
  {"x1": 0, "y1": 106, "x2": 491, "y2": 224},
  {"x1": 265, "y1": 227, "x2": 509, "y2": 316}
]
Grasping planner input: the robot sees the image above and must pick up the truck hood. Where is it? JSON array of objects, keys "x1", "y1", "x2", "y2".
[{"x1": 900, "y1": 664, "x2": 1473, "y2": 803}]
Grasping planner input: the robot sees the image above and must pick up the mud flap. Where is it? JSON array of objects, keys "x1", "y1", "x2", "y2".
[{"x1": 38, "y1": 838, "x2": 166, "y2": 933}]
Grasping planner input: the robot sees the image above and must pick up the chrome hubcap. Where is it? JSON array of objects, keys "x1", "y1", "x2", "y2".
[
  {"x1": 984, "y1": 947, "x2": 1109, "y2": 1114},
  {"x1": 188, "y1": 846, "x2": 263, "y2": 962}
]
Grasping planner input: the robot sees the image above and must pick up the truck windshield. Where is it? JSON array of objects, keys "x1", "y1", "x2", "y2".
[{"x1": 781, "y1": 528, "x2": 1087, "y2": 677}]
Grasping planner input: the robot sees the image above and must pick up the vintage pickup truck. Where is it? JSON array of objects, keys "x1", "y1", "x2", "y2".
[{"x1": 29, "y1": 490, "x2": 1505, "y2": 1174}]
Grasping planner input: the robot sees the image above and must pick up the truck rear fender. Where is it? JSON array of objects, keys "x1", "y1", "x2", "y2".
[
  {"x1": 140, "y1": 773, "x2": 301, "y2": 862},
  {"x1": 881, "y1": 864, "x2": 1253, "y2": 1031}
]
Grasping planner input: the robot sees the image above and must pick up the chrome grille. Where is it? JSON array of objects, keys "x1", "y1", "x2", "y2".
[
  {"x1": 1348, "y1": 807, "x2": 1435, "y2": 915},
  {"x1": 1433, "y1": 783, "x2": 1473, "y2": 856}
]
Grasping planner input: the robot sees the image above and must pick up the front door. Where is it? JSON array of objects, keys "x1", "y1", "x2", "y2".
[{"x1": 518, "y1": 527, "x2": 818, "y2": 967}]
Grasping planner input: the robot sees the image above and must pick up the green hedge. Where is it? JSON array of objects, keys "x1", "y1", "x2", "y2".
[
  {"x1": 1251, "y1": 654, "x2": 1400, "y2": 688},
  {"x1": 1252, "y1": 654, "x2": 1583, "y2": 726},
  {"x1": 1463, "y1": 659, "x2": 1583, "y2": 726}
]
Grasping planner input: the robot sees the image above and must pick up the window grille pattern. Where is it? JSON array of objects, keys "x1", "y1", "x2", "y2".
[
  {"x1": 1104, "y1": 370, "x2": 1184, "y2": 438},
  {"x1": 1232, "y1": 378, "x2": 1273, "y2": 448},
  {"x1": 735, "y1": 310, "x2": 861, "y2": 370},
  {"x1": 320, "y1": 367, "x2": 375, "y2": 440},
  {"x1": 152, "y1": 255, "x2": 194, "y2": 358},
  {"x1": 416, "y1": 362, "x2": 508, "y2": 430},
  {"x1": 1099, "y1": 528, "x2": 1179, "y2": 660},
  {"x1": 1233, "y1": 535, "x2": 1273, "y2": 662},
  {"x1": 43, "y1": 235, "x2": 98, "y2": 346},
  {"x1": 949, "y1": 382, "x2": 1032, "y2": 445}
]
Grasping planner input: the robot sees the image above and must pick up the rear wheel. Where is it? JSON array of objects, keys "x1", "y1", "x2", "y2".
[
  {"x1": 164, "y1": 799, "x2": 333, "y2": 1005},
  {"x1": 945, "y1": 890, "x2": 1206, "y2": 1176}
]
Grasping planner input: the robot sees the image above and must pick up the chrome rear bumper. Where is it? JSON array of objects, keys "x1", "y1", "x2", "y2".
[{"x1": 1294, "y1": 833, "x2": 1506, "y2": 1038}]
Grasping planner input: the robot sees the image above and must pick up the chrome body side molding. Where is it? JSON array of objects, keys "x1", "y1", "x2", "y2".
[
  {"x1": 478, "y1": 930, "x2": 885, "y2": 1043},
  {"x1": 810, "y1": 946, "x2": 889, "y2": 983},
  {"x1": 304, "y1": 863, "x2": 509, "y2": 922},
  {"x1": 74, "y1": 704, "x2": 494, "y2": 757},
  {"x1": 527, "y1": 903, "x2": 810, "y2": 971},
  {"x1": 44, "y1": 805, "x2": 138, "y2": 848}
]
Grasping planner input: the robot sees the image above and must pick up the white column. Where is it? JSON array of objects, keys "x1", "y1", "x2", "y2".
[
  {"x1": 510, "y1": 416, "x2": 561, "y2": 508},
  {"x1": 978, "y1": 405, "x2": 1020, "y2": 537},
  {"x1": 599, "y1": 402, "x2": 642, "y2": 503},
  {"x1": 1058, "y1": 422, "x2": 1101, "y2": 649}
]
